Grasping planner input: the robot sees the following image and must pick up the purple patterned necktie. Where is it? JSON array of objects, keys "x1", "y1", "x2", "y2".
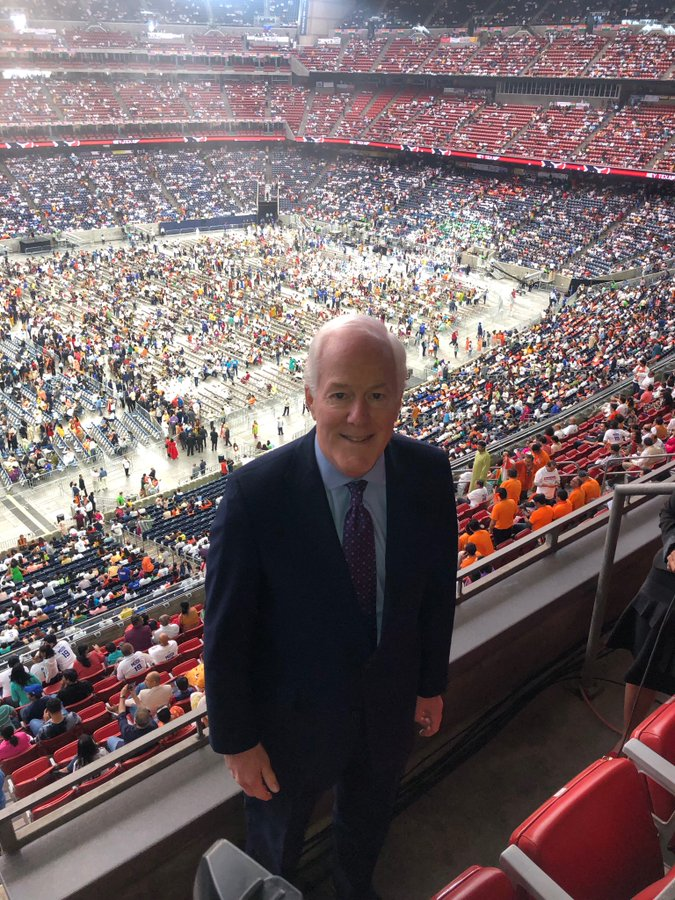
[{"x1": 343, "y1": 480, "x2": 377, "y2": 647}]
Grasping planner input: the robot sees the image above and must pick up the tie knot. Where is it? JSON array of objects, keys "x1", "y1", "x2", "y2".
[{"x1": 346, "y1": 480, "x2": 368, "y2": 504}]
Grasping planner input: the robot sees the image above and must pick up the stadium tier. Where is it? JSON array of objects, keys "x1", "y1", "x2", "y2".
[{"x1": 0, "y1": 0, "x2": 673, "y2": 896}]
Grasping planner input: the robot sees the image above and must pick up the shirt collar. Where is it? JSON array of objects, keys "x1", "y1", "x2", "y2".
[{"x1": 314, "y1": 435, "x2": 386, "y2": 491}]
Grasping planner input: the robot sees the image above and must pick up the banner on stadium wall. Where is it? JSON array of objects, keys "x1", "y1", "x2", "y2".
[
  {"x1": 440, "y1": 36, "x2": 477, "y2": 44},
  {"x1": 159, "y1": 214, "x2": 256, "y2": 234},
  {"x1": 298, "y1": 0, "x2": 308, "y2": 36},
  {"x1": 1, "y1": 131, "x2": 673, "y2": 182},
  {"x1": 294, "y1": 135, "x2": 675, "y2": 181}
]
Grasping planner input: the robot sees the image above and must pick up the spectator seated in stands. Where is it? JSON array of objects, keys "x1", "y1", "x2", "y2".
[
  {"x1": 178, "y1": 600, "x2": 200, "y2": 632},
  {"x1": 57, "y1": 668, "x2": 94, "y2": 706},
  {"x1": 489, "y1": 487, "x2": 518, "y2": 545},
  {"x1": 467, "y1": 479, "x2": 489, "y2": 508},
  {"x1": 29, "y1": 643, "x2": 60, "y2": 685},
  {"x1": 23, "y1": 683, "x2": 51, "y2": 735},
  {"x1": 527, "y1": 493, "x2": 555, "y2": 531},
  {"x1": 148, "y1": 632, "x2": 179, "y2": 666},
  {"x1": 35, "y1": 696, "x2": 81, "y2": 742},
  {"x1": 107, "y1": 684, "x2": 158, "y2": 753},
  {"x1": 72, "y1": 643, "x2": 106, "y2": 679},
  {"x1": 152, "y1": 614, "x2": 180, "y2": 643},
  {"x1": 115, "y1": 642, "x2": 153, "y2": 682},
  {"x1": 156, "y1": 705, "x2": 183, "y2": 726},
  {"x1": 0, "y1": 724, "x2": 33, "y2": 762},
  {"x1": 10, "y1": 661, "x2": 41, "y2": 706},
  {"x1": 124, "y1": 614, "x2": 154, "y2": 652},
  {"x1": 171, "y1": 675, "x2": 196, "y2": 703},
  {"x1": 103, "y1": 642, "x2": 123, "y2": 666},
  {"x1": 57, "y1": 734, "x2": 109, "y2": 775},
  {"x1": 459, "y1": 519, "x2": 495, "y2": 559},
  {"x1": 552, "y1": 489, "x2": 574, "y2": 520},
  {"x1": 133, "y1": 672, "x2": 173, "y2": 717}
]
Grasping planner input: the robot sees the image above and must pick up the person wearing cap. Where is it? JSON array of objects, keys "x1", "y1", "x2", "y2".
[
  {"x1": 0, "y1": 699, "x2": 17, "y2": 733},
  {"x1": 22, "y1": 683, "x2": 50, "y2": 736}
]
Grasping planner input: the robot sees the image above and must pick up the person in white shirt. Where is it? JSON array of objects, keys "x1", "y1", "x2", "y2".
[
  {"x1": 467, "y1": 480, "x2": 489, "y2": 508},
  {"x1": 115, "y1": 643, "x2": 153, "y2": 682},
  {"x1": 148, "y1": 633, "x2": 178, "y2": 665},
  {"x1": 533, "y1": 460, "x2": 561, "y2": 501},
  {"x1": 30, "y1": 644, "x2": 60, "y2": 684},
  {"x1": 44, "y1": 634, "x2": 77, "y2": 672},
  {"x1": 152, "y1": 615, "x2": 179, "y2": 643},
  {"x1": 133, "y1": 672, "x2": 173, "y2": 716}
]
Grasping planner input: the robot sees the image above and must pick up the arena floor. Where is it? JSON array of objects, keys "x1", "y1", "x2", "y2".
[{"x1": 0, "y1": 230, "x2": 548, "y2": 546}]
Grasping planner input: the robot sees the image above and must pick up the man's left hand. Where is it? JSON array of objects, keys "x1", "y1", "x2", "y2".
[{"x1": 415, "y1": 695, "x2": 443, "y2": 737}]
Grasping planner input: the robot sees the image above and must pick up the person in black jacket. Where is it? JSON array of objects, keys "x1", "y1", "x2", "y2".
[{"x1": 608, "y1": 489, "x2": 675, "y2": 742}]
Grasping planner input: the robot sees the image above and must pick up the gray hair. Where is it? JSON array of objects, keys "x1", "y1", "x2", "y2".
[{"x1": 304, "y1": 315, "x2": 407, "y2": 395}]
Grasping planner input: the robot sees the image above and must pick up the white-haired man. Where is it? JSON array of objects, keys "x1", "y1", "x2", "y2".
[{"x1": 205, "y1": 315, "x2": 457, "y2": 899}]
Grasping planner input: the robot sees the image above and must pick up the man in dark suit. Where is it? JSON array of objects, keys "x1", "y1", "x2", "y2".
[{"x1": 205, "y1": 315, "x2": 457, "y2": 898}]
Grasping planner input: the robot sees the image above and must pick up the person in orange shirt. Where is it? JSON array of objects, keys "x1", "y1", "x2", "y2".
[
  {"x1": 458, "y1": 519, "x2": 495, "y2": 558},
  {"x1": 529, "y1": 494, "x2": 554, "y2": 531},
  {"x1": 515, "y1": 453, "x2": 535, "y2": 498},
  {"x1": 580, "y1": 471, "x2": 601, "y2": 503},
  {"x1": 552, "y1": 488, "x2": 574, "y2": 520},
  {"x1": 459, "y1": 542, "x2": 482, "y2": 570},
  {"x1": 530, "y1": 442, "x2": 550, "y2": 472},
  {"x1": 501, "y1": 468, "x2": 522, "y2": 505},
  {"x1": 568, "y1": 476, "x2": 585, "y2": 511},
  {"x1": 489, "y1": 487, "x2": 518, "y2": 544}
]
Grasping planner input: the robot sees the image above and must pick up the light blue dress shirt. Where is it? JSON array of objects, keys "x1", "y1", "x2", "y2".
[{"x1": 314, "y1": 437, "x2": 387, "y2": 641}]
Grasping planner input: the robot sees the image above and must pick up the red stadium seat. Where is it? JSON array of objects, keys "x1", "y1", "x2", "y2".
[
  {"x1": 118, "y1": 745, "x2": 160, "y2": 771},
  {"x1": 51, "y1": 740, "x2": 79, "y2": 767},
  {"x1": 178, "y1": 638, "x2": 203, "y2": 655},
  {"x1": 431, "y1": 866, "x2": 515, "y2": 899},
  {"x1": 66, "y1": 695, "x2": 98, "y2": 714},
  {"x1": 629, "y1": 696, "x2": 675, "y2": 847},
  {"x1": 76, "y1": 765, "x2": 121, "y2": 795},
  {"x1": 11, "y1": 756, "x2": 55, "y2": 799},
  {"x1": 93, "y1": 720, "x2": 121, "y2": 744},
  {"x1": 79, "y1": 702, "x2": 111, "y2": 736},
  {"x1": 508, "y1": 757, "x2": 674, "y2": 899},
  {"x1": 171, "y1": 658, "x2": 201, "y2": 678},
  {"x1": 37, "y1": 725, "x2": 83, "y2": 757},
  {"x1": 0, "y1": 743, "x2": 41, "y2": 778},
  {"x1": 31, "y1": 787, "x2": 78, "y2": 820},
  {"x1": 93, "y1": 675, "x2": 122, "y2": 703},
  {"x1": 159, "y1": 723, "x2": 197, "y2": 748}
]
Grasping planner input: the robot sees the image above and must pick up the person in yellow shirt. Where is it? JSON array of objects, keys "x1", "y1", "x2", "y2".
[{"x1": 552, "y1": 489, "x2": 574, "y2": 520}]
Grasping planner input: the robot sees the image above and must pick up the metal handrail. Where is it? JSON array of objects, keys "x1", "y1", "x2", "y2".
[
  {"x1": 0, "y1": 705, "x2": 210, "y2": 854},
  {"x1": 456, "y1": 459, "x2": 675, "y2": 604},
  {"x1": 580, "y1": 478, "x2": 675, "y2": 692}
]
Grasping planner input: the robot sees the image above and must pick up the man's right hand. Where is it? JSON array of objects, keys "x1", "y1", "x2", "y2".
[{"x1": 225, "y1": 743, "x2": 280, "y2": 801}]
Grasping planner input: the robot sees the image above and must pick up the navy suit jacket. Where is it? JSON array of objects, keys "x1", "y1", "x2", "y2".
[{"x1": 204, "y1": 429, "x2": 457, "y2": 793}]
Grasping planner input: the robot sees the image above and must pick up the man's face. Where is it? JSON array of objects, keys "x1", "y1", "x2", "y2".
[{"x1": 305, "y1": 329, "x2": 402, "y2": 479}]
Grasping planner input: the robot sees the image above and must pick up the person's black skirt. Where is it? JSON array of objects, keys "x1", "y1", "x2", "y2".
[{"x1": 607, "y1": 565, "x2": 675, "y2": 694}]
